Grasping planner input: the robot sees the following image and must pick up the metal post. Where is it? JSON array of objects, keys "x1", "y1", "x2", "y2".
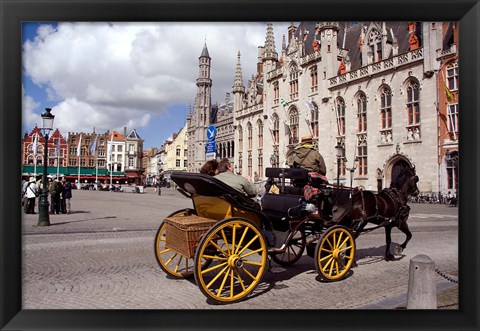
[
  {"x1": 38, "y1": 132, "x2": 50, "y2": 226},
  {"x1": 336, "y1": 157, "x2": 340, "y2": 187}
]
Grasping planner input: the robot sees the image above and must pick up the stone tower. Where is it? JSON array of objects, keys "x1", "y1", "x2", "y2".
[{"x1": 188, "y1": 42, "x2": 213, "y2": 171}]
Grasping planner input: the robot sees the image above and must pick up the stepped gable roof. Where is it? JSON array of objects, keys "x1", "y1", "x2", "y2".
[{"x1": 296, "y1": 21, "x2": 416, "y2": 71}]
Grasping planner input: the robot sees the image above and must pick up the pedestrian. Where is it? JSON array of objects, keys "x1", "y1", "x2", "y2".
[
  {"x1": 61, "y1": 176, "x2": 73, "y2": 214},
  {"x1": 23, "y1": 176, "x2": 38, "y2": 214},
  {"x1": 287, "y1": 135, "x2": 327, "y2": 176},
  {"x1": 200, "y1": 159, "x2": 219, "y2": 176},
  {"x1": 48, "y1": 177, "x2": 61, "y2": 214},
  {"x1": 214, "y1": 158, "x2": 256, "y2": 197}
]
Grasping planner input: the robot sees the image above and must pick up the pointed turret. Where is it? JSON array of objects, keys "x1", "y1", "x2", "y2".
[
  {"x1": 200, "y1": 42, "x2": 210, "y2": 59},
  {"x1": 232, "y1": 51, "x2": 245, "y2": 94},
  {"x1": 263, "y1": 22, "x2": 277, "y2": 62}
]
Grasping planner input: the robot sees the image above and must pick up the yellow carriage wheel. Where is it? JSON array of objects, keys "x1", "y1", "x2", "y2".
[
  {"x1": 271, "y1": 228, "x2": 306, "y2": 266},
  {"x1": 194, "y1": 218, "x2": 267, "y2": 303},
  {"x1": 154, "y1": 209, "x2": 209, "y2": 278},
  {"x1": 314, "y1": 225, "x2": 356, "y2": 281}
]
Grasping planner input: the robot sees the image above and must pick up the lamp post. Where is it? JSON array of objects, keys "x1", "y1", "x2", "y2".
[
  {"x1": 38, "y1": 108, "x2": 55, "y2": 226},
  {"x1": 347, "y1": 156, "x2": 359, "y2": 189},
  {"x1": 335, "y1": 143, "x2": 343, "y2": 187},
  {"x1": 445, "y1": 149, "x2": 459, "y2": 204}
]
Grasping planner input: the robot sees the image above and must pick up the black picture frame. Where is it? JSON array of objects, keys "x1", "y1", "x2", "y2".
[{"x1": 1, "y1": 0, "x2": 478, "y2": 330}]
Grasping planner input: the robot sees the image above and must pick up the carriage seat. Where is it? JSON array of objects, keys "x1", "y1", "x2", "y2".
[
  {"x1": 170, "y1": 171, "x2": 261, "y2": 211},
  {"x1": 264, "y1": 167, "x2": 309, "y2": 195}
]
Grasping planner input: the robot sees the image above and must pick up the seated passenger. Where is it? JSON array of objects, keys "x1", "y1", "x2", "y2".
[
  {"x1": 200, "y1": 159, "x2": 219, "y2": 176},
  {"x1": 214, "y1": 158, "x2": 256, "y2": 197}
]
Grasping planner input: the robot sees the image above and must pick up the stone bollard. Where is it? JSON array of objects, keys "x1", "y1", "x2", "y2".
[{"x1": 406, "y1": 254, "x2": 437, "y2": 309}]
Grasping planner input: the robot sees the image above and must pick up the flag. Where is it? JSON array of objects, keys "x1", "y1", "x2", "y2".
[
  {"x1": 88, "y1": 136, "x2": 98, "y2": 156},
  {"x1": 56, "y1": 138, "x2": 61, "y2": 157},
  {"x1": 107, "y1": 133, "x2": 114, "y2": 157},
  {"x1": 280, "y1": 98, "x2": 289, "y2": 107},
  {"x1": 444, "y1": 83, "x2": 453, "y2": 102},
  {"x1": 32, "y1": 134, "x2": 38, "y2": 156},
  {"x1": 304, "y1": 100, "x2": 315, "y2": 112},
  {"x1": 76, "y1": 134, "x2": 82, "y2": 156}
]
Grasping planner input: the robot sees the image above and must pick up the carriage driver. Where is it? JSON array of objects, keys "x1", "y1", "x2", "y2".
[
  {"x1": 287, "y1": 135, "x2": 326, "y2": 175},
  {"x1": 287, "y1": 135, "x2": 332, "y2": 219}
]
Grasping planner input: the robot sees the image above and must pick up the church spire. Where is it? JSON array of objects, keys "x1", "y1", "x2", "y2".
[
  {"x1": 263, "y1": 22, "x2": 277, "y2": 61},
  {"x1": 233, "y1": 51, "x2": 245, "y2": 93},
  {"x1": 200, "y1": 41, "x2": 210, "y2": 58}
]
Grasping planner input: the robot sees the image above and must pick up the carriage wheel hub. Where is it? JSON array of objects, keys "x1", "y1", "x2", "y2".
[
  {"x1": 333, "y1": 248, "x2": 344, "y2": 260},
  {"x1": 228, "y1": 254, "x2": 243, "y2": 268}
]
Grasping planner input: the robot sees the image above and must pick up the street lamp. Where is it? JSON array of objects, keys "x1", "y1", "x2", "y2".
[
  {"x1": 347, "y1": 156, "x2": 359, "y2": 197},
  {"x1": 38, "y1": 108, "x2": 55, "y2": 226},
  {"x1": 335, "y1": 143, "x2": 343, "y2": 187}
]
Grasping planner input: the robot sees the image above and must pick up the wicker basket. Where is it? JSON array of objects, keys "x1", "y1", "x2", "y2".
[{"x1": 164, "y1": 215, "x2": 217, "y2": 258}]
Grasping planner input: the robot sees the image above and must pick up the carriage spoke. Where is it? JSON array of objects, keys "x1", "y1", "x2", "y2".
[
  {"x1": 230, "y1": 269, "x2": 235, "y2": 299},
  {"x1": 241, "y1": 266, "x2": 258, "y2": 281},
  {"x1": 208, "y1": 239, "x2": 228, "y2": 257},
  {"x1": 243, "y1": 260, "x2": 263, "y2": 267},
  {"x1": 319, "y1": 253, "x2": 333, "y2": 262},
  {"x1": 235, "y1": 227, "x2": 249, "y2": 254},
  {"x1": 334, "y1": 260, "x2": 340, "y2": 275},
  {"x1": 220, "y1": 229, "x2": 231, "y2": 255},
  {"x1": 336, "y1": 232, "x2": 343, "y2": 249},
  {"x1": 239, "y1": 248, "x2": 263, "y2": 259},
  {"x1": 217, "y1": 266, "x2": 231, "y2": 298},
  {"x1": 206, "y1": 265, "x2": 230, "y2": 290},
  {"x1": 201, "y1": 261, "x2": 228, "y2": 274},
  {"x1": 231, "y1": 225, "x2": 237, "y2": 255},
  {"x1": 237, "y1": 235, "x2": 259, "y2": 255},
  {"x1": 322, "y1": 257, "x2": 334, "y2": 274},
  {"x1": 159, "y1": 248, "x2": 171, "y2": 255},
  {"x1": 165, "y1": 253, "x2": 178, "y2": 266},
  {"x1": 202, "y1": 254, "x2": 227, "y2": 261},
  {"x1": 233, "y1": 268, "x2": 247, "y2": 292},
  {"x1": 325, "y1": 237, "x2": 334, "y2": 250}
]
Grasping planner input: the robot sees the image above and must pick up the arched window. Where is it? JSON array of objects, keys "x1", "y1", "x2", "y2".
[
  {"x1": 257, "y1": 120, "x2": 263, "y2": 149},
  {"x1": 310, "y1": 103, "x2": 319, "y2": 138},
  {"x1": 272, "y1": 113, "x2": 280, "y2": 145},
  {"x1": 406, "y1": 79, "x2": 420, "y2": 125},
  {"x1": 247, "y1": 122, "x2": 253, "y2": 150},
  {"x1": 380, "y1": 86, "x2": 392, "y2": 129},
  {"x1": 379, "y1": 85, "x2": 393, "y2": 143},
  {"x1": 335, "y1": 97, "x2": 346, "y2": 136},
  {"x1": 289, "y1": 108, "x2": 299, "y2": 145},
  {"x1": 289, "y1": 62, "x2": 299, "y2": 99},
  {"x1": 357, "y1": 92, "x2": 367, "y2": 133},
  {"x1": 238, "y1": 125, "x2": 243, "y2": 150},
  {"x1": 368, "y1": 29, "x2": 382, "y2": 62}
]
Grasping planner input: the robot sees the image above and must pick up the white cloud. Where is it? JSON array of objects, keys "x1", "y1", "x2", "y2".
[{"x1": 23, "y1": 21, "x2": 290, "y2": 135}]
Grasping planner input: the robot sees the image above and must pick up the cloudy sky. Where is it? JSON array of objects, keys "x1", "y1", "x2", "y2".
[{"x1": 22, "y1": 22, "x2": 291, "y2": 149}]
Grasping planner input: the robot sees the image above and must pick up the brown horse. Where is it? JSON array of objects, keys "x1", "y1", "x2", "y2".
[{"x1": 348, "y1": 164, "x2": 419, "y2": 261}]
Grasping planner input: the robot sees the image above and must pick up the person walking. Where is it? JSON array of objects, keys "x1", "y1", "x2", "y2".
[
  {"x1": 214, "y1": 158, "x2": 256, "y2": 197},
  {"x1": 23, "y1": 176, "x2": 38, "y2": 214},
  {"x1": 61, "y1": 176, "x2": 73, "y2": 214}
]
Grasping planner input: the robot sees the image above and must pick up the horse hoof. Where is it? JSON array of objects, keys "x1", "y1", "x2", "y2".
[
  {"x1": 385, "y1": 254, "x2": 395, "y2": 261},
  {"x1": 394, "y1": 246, "x2": 403, "y2": 254}
]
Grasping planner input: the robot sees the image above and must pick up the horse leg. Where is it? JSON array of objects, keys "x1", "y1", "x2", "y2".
[
  {"x1": 384, "y1": 224, "x2": 395, "y2": 261},
  {"x1": 397, "y1": 217, "x2": 413, "y2": 251}
]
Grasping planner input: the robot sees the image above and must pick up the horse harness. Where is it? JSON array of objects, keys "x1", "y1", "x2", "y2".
[{"x1": 352, "y1": 187, "x2": 410, "y2": 234}]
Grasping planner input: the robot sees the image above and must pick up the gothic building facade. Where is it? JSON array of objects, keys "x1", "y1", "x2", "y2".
[{"x1": 187, "y1": 21, "x2": 458, "y2": 195}]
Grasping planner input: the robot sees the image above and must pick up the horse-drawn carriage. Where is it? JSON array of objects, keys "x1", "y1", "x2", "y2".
[{"x1": 154, "y1": 165, "x2": 419, "y2": 303}]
